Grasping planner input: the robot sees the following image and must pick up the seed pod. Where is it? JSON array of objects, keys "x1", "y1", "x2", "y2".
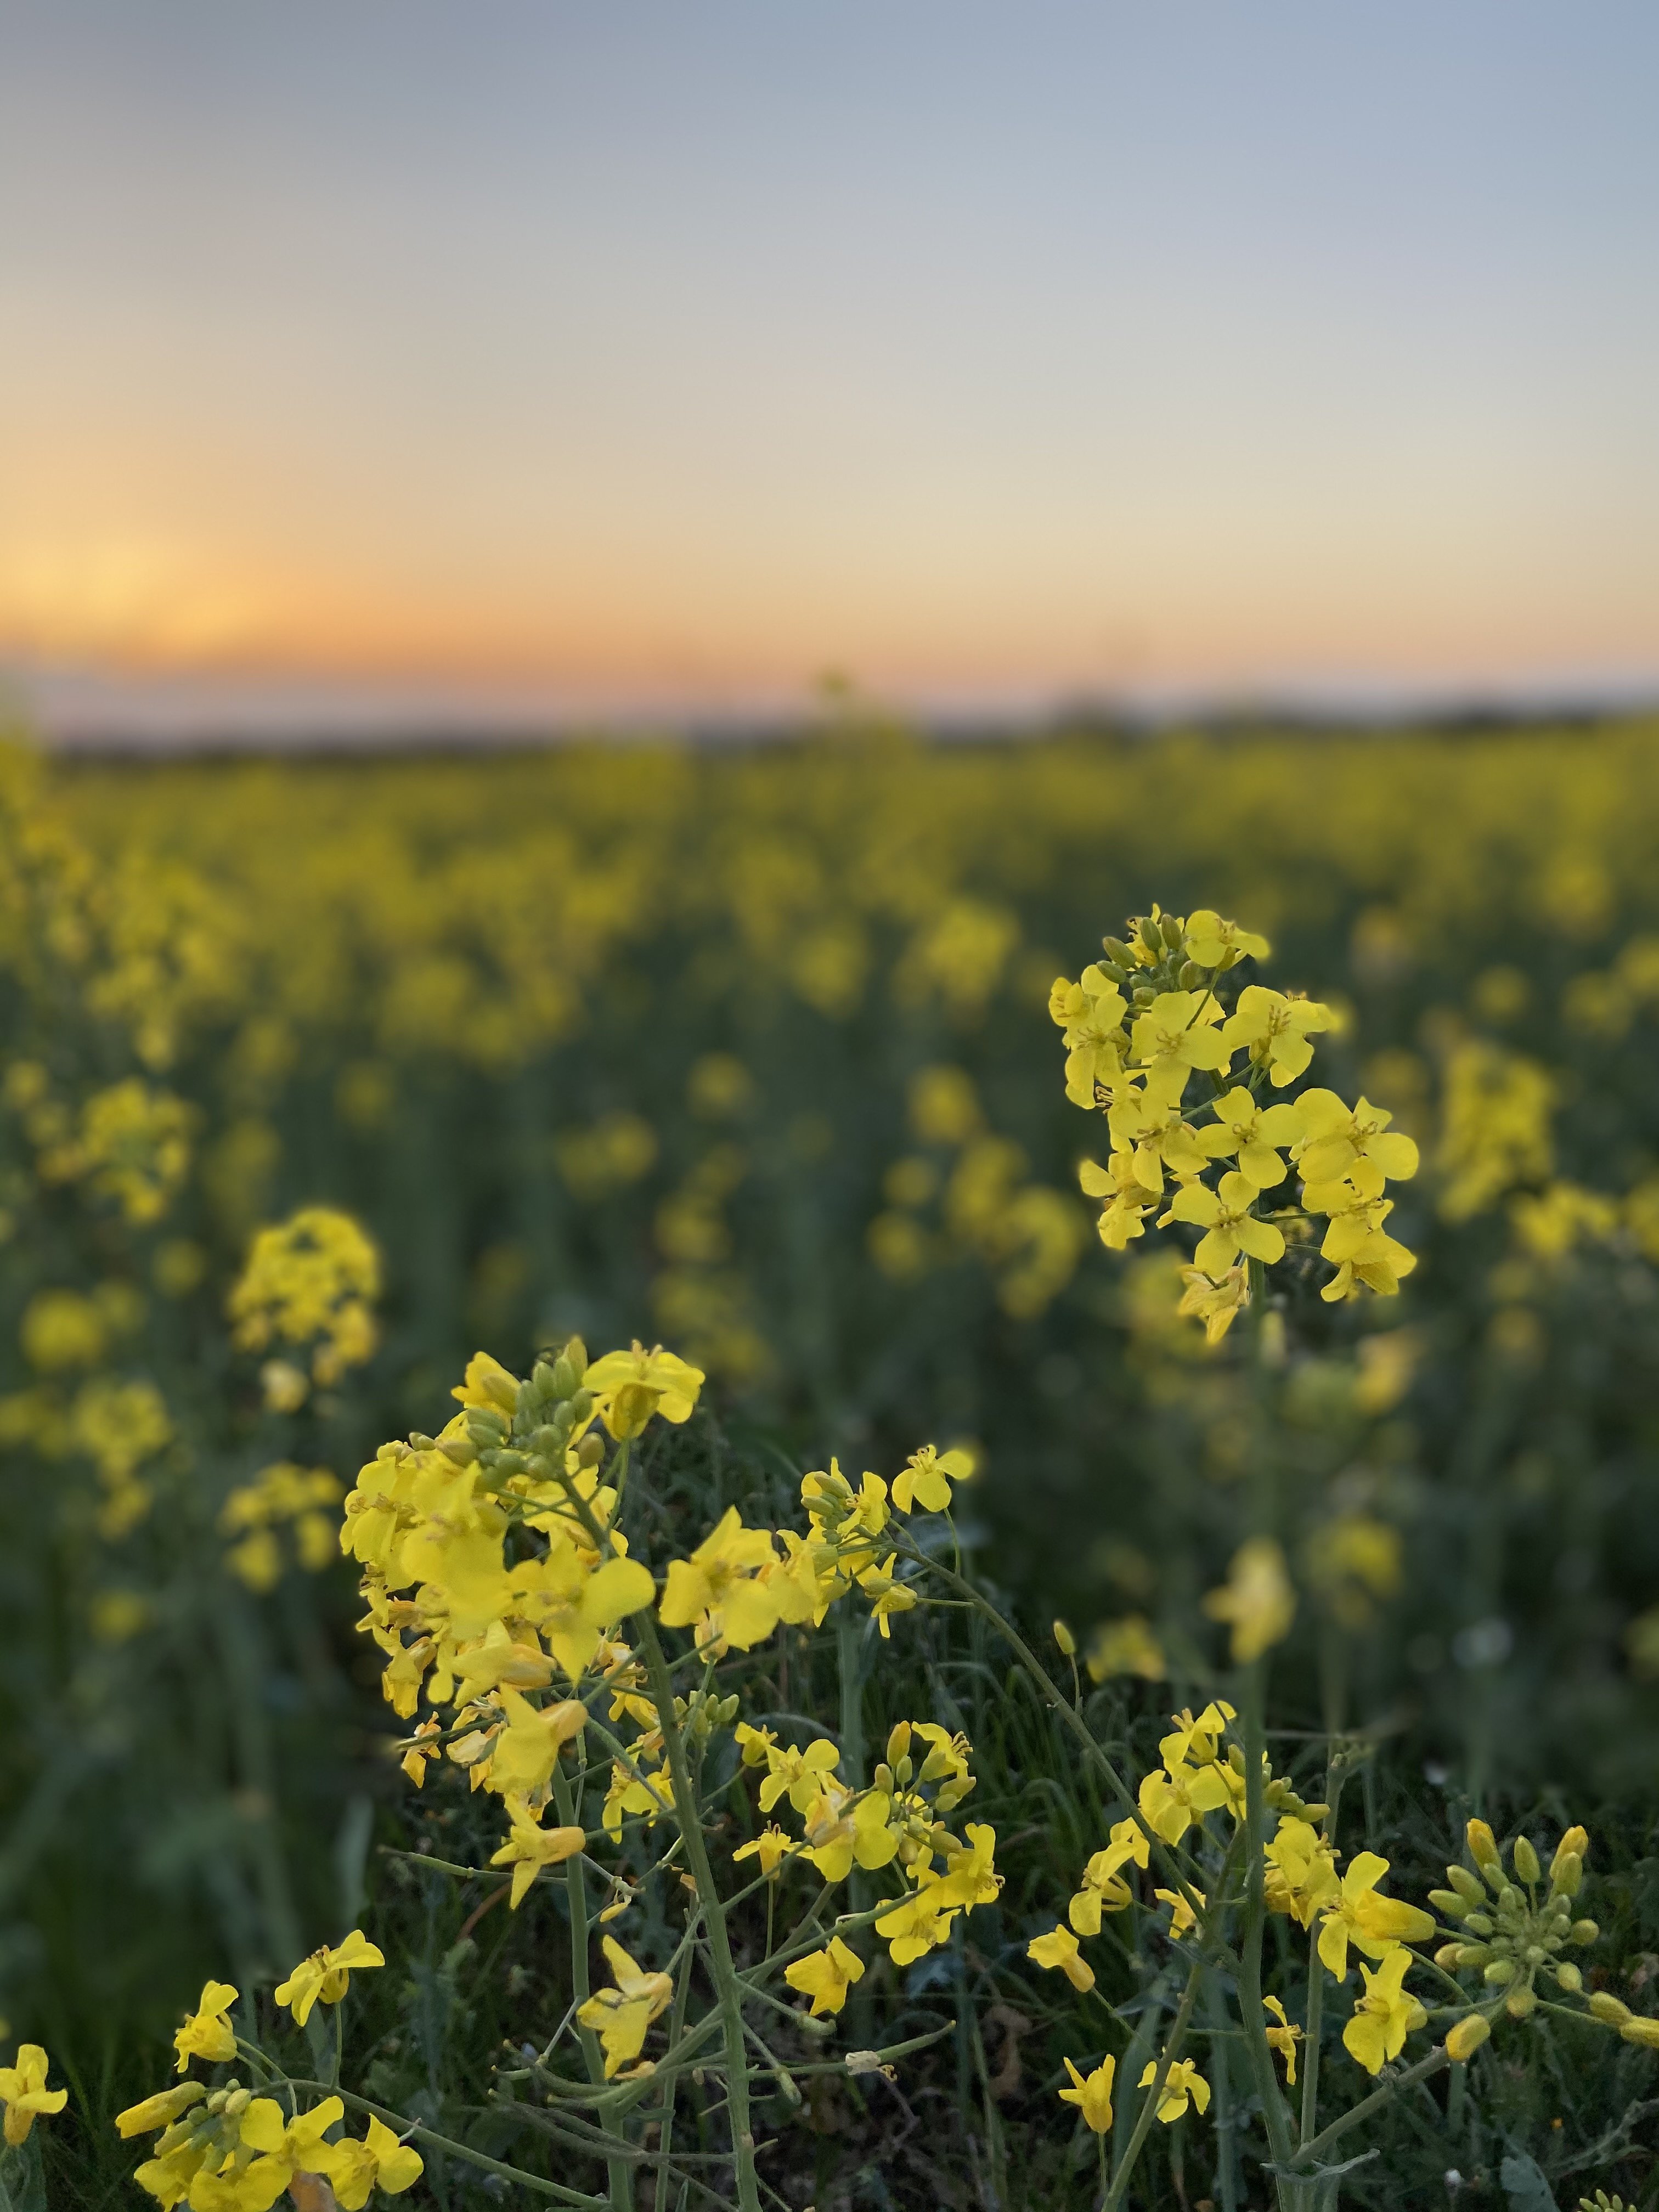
[
  {"x1": 1445, "y1": 2013, "x2": 1491, "y2": 2063},
  {"x1": 1587, "y1": 1991, "x2": 1631, "y2": 2025},
  {"x1": 1570, "y1": 1918, "x2": 1600, "y2": 1946},
  {"x1": 1513, "y1": 1835, "x2": 1541, "y2": 1884}
]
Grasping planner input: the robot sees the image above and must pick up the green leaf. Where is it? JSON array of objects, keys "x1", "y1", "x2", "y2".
[{"x1": 1500, "y1": 2152, "x2": 1557, "y2": 2212}]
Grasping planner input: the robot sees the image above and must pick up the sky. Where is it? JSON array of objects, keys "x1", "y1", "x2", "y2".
[{"x1": 2, "y1": 2, "x2": 1657, "y2": 735}]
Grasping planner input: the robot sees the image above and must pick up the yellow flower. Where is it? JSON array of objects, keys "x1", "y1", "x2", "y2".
[
  {"x1": 1220, "y1": 986, "x2": 1333, "y2": 1087},
  {"x1": 891, "y1": 1442, "x2": 976, "y2": 1514},
  {"x1": 1079, "y1": 1151, "x2": 1157, "y2": 1249},
  {"x1": 1198, "y1": 1090, "x2": 1306, "y2": 1189},
  {"x1": 1058, "y1": 2052, "x2": 1116, "y2": 2133},
  {"x1": 238, "y1": 2095, "x2": 348, "y2": 2203},
  {"x1": 484, "y1": 1688, "x2": 590, "y2": 1799},
  {"x1": 1342, "y1": 1948, "x2": 1426, "y2": 2074},
  {"x1": 1138, "y1": 2056, "x2": 1210, "y2": 2123},
  {"x1": 0, "y1": 2044, "x2": 66, "y2": 2146},
  {"x1": 733, "y1": 1824, "x2": 793, "y2": 1878},
  {"x1": 1128, "y1": 991, "x2": 1232, "y2": 1104},
  {"x1": 1138, "y1": 1760, "x2": 1231, "y2": 1847},
  {"x1": 874, "y1": 1880, "x2": 959, "y2": 1967},
  {"x1": 1069, "y1": 1836, "x2": 1138, "y2": 1934},
  {"x1": 1295, "y1": 1090, "x2": 1419, "y2": 1187},
  {"x1": 759, "y1": 1737, "x2": 842, "y2": 1814},
  {"x1": 173, "y1": 1979, "x2": 239, "y2": 2073},
  {"x1": 489, "y1": 1804, "x2": 586, "y2": 1908},
  {"x1": 273, "y1": 1930, "x2": 385, "y2": 2027},
  {"x1": 1264, "y1": 1816, "x2": 1340, "y2": 1928},
  {"x1": 1084, "y1": 1615, "x2": 1167, "y2": 1683},
  {"x1": 584, "y1": 1342, "x2": 704, "y2": 1439},
  {"x1": 1203, "y1": 1538, "x2": 1295, "y2": 1664},
  {"x1": 861, "y1": 1554, "x2": 918, "y2": 1638},
  {"x1": 1165, "y1": 1171, "x2": 1286, "y2": 1276},
  {"x1": 1263, "y1": 1996, "x2": 1302, "y2": 2085},
  {"x1": 658, "y1": 1505, "x2": 780, "y2": 1649},
  {"x1": 326, "y1": 2115, "x2": 425, "y2": 2210},
  {"x1": 1155, "y1": 1885, "x2": 1204, "y2": 1937},
  {"x1": 1028, "y1": 1923, "x2": 1096, "y2": 1992},
  {"x1": 1176, "y1": 1262, "x2": 1250, "y2": 1344},
  {"x1": 784, "y1": 1937, "x2": 865, "y2": 2017},
  {"x1": 1159, "y1": 1702, "x2": 1235, "y2": 1767},
  {"x1": 575, "y1": 1937, "x2": 674, "y2": 2076},
  {"x1": 1316, "y1": 1853, "x2": 1436, "y2": 1980},
  {"x1": 1184, "y1": 910, "x2": 1271, "y2": 970}
]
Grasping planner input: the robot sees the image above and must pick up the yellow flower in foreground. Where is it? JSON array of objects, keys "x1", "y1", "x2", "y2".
[
  {"x1": 1342, "y1": 1948, "x2": 1426, "y2": 2075},
  {"x1": 1058, "y1": 2052, "x2": 1116, "y2": 2133},
  {"x1": 584, "y1": 1342, "x2": 704, "y2": 1440},
  {"x1": 1184, "y1": 910, "x2": 1271, "y2": 970},
  {"x1": 489, "y1": 1804, "x2": 586, "y2": 1908},
  {"x1": 576, "y1": 1937, "x2": 674, "y2": 2076},
  {"x1": 238, "y1": 2095, "x2": 347, "y2": 2200},
  {"x1": 1138, "y1": 2056, "x2": 1210, "y2": 2123},
  {"x1": 733, "y1": 1824, "x2": 793, "y2": 1878},
  {"x1": 658, "y1": 1505, "x2": 780, "y2": 1649},
  {"x1": 1177, "y1": 1263, "x2": 1250, "y2": 1345},
  {"x1": 0, "y1": 2045, "x2": 67, "y2": 2146},
  {"x1": 891, "y1": 1442, "x2": 975, "y2": 1514},
  {"x1": 274, "y1": 1930, "x2": 385, "y2": 2027},
  {"x1": 1166, "y1": 1171, "x2": 1286, "y2": 1276},
  {"x1": 1263, "y1": 1996, "x2": 1302, "y2": 2085},
  {"x1": 173, "y1": 1979, "x2": 238, "y2": 2073},
  {"x1": 323, "y1": 2115, "x2": 425, "y2": 2210},
  {"x1": 116, "y1": 2082, "x2": 206, "y2": 2139},
  {"x1": 785, "y1": 1937, "x2": 865, "y2": 2017},
  {"x1": 1028, "y1": 1923, "x2": 1096, "y2": 1992},
  {"x1": 1316, "y1": 1853, "x2": 1436, "y2": 1981},
  {"x1": 1203, "y1": 1538, "x2": 1295, "y2": 1664}
]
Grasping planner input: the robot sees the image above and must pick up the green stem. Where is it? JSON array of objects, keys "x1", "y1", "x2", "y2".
[
  {"x1": 552, "y1": 1760, "x2": 632, "y2": 2212},
  {"x1": 1238, "y1": 1668, "x2": 1296, "y2": 2185},
  {"x1": 285, "y1": 2080, "x2": 606, "y2": 2207},
  {"x1": 1290, "y1": 2045, "x2": 1451, "y2": 2169},
  {"x1": 1297, "y1": 1754, "x2": 1346, "y2": 2147},
  {"x1": 638, "y1": 1613, "x2": 761, "y2": 2212},
  {"x1": 1102, "y1": 1954, "x2": 1205, "y2": 2211}
]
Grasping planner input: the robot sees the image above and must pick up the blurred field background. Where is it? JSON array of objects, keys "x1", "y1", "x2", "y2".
[{"x1": 8, "y1": 712, "x2": 1659, "y2": 2143}]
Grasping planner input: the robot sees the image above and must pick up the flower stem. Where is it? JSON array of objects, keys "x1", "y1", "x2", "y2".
[
  {"x1": 638, "y1": 1613, "x2": 761, "y2": 2212},
  {"x1": 552, "y1": 1759, "x2": 633, "y2": 2212}
]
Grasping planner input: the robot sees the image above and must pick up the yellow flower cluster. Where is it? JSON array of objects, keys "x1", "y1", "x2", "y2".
[
  {"x1": 219, "y1": 1463, "x2": 344, "y2": 1592},
  {"x1": 228, "y1": 1207, "x2": 380, "y2": 1406},
  {"x1": 4, "y1": 1063, "x2": 195, "y2": 1225},
  {"x1": 1052, "y1": 905, "x2": 1418, "y2": 1334}
]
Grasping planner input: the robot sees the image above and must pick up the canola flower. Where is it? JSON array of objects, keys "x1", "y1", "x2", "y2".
[{"x1": 1052, "y1": 905, "x2": 1419, "y2": 1335}]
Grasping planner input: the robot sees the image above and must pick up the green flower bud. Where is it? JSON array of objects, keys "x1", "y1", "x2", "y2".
[
  {"x1": 1429, "y1": 1889, "x2": 1470, "y2": 1921},
  {"x1": 1555, "y1": 1961, "x2": 1583, "y2": 1993},
  {"x1": 1497, "y1": 1884, "x2": 1523, "y2": 1915},
  {"x1": 1587, "y1": 1991, "x2": 1630, "y2": 2025},
  {"x1": 1513, "y1": 1835, "x2": 1541, "y2": 1884},
  {"x1": 1178, "y1": 961, "x2": 1203, "y2": 990},
  {"x1": 1448, "y1": 1865, "x2": 1486, "y2": 1905},
  {"x1": 1445, "y1": 2013, "x2": 1491, "y2": 2063},
  {"x1": 1570, "y1": 1919, "x2": 1600, "y2": 1946},
  {"x1": 1505, "y1": 1983, "x2": 1537, "y2": 2019},
  {"x1": 1455, "y1": 1943, "x2": 1492, "y2": 1968},
  {"x1": 1434, "y1": 1942, "x2": 1465, "y2": 1969},
  {"x1": 1464, "y1": 1912, "x2": 1494, "y2": 1937},
  {"x1": 1137, "y1": 919, "x2": 1164, "y2": 957},
  {"x1": 1483, "y1": 1959, "x2": 1515, "y2": 1986},
  {"x1": 1551, "y1": 1851, "x2": 1583, "y2": 1899},
  {"x1": 1621, "y1": 2016, "x2": 1659, "y2": 2050},
  {"x1": 575, "y1": 1431, "x2": 605, "y2": 1468},
  {"x1": 568, "y1": 1388, "x2": 594, "y2": 1424},
  {"x1": 1159, "y1": 915, "x2": 1184, "y2": 951},
  {"x1": 1101, "y1": 936, "x2": 1133, "y2": 967}
]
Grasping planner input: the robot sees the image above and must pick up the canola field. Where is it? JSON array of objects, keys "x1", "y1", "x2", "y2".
[{"x1": 4, "y1": 718, "x2": 1659, "y2": 2210}]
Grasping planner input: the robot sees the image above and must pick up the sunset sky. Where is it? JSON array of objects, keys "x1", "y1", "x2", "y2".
[{"x1": 3, "y1": 3, "x2": 1657, "y2": 733}]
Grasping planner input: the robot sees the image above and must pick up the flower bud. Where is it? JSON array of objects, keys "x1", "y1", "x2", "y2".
[
  {"x1": 1555, "y1": 1961, "x2": 1583, "y2": 1993},
  {"x1": 1429, "y1": 1889, "x2": 1470, "y2": 1922},
  {"x1": 1434, "y1": 1943, "x2": 1464, "y2": 1970},
  {"x1": 1052, "y1": 1618, "x2": 1077, "y2": 1658},
  {"x1": 1588, "y1": 1992, "x2": 1631, "y2": 2025},
  {"x1": 1505, "y1": 1984, "x2": 1537, "y2": 2019},
  {"x1": 1550, "y1": 1851, "x2": 1583, "y2": 1899},
  {"x1": 1551, "y1": 1827, "x2": 1589, "y2": 1884},
  {"x1": 1466, "y1": 1818, "x2": 1504, "y2": 1882},
  {"x1": 1448, "y1": 1865, "x2": 1486, "y2": 1905},
  {"x1": 1513, "y1": 1835, "x2": 1541, "y2": 1885},
  {"x1": 575, "y1": 1432, "x2": 605, "y2": 1468},
  {"x1": 1570, "y1": 1919, "x2": 1600, "y2": 1946},
  {"x1": 886, "y1": 1722, "x2": 912, "y2": 1767},
  {"x1": 1483, "y1": 1959, "x2": 1515, "y2": 1986},
  {"x1": 1101, "y1": 962, "x2": 1132, "y2": 988},
  {"x1": 1178, "y1": 961, "x2": 1203, "y2": 990},
  {"x1": 1445, "y1": 2013, "x2": 1490, "y2": 2063},
  {"x1": 1622, "y1": 2016, "x2": 1659, "y2": 2049},
  {"x1": 1102, "y1": 936, "x2": 1133, "y2": 967},
  {"x1": 567, "y1": 1388, "x2": 594, "y2": 1424},
  {"x1": 1497, "y1": 1885, "x2": 1523, "y2": 1916},
  {"x1": 1160, "y1": 915, "x2": 1184, "y2": 951},
  {"x1": 1137, "y1": 919, "x2": 1163, "y2": 957},
  {"x1": 1455, "y1": 1943, "x2": 1492, "y2": 1968},
  {"x1": 1464, "y1": 1912, "x2": 1493, "y2": 1937}
]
